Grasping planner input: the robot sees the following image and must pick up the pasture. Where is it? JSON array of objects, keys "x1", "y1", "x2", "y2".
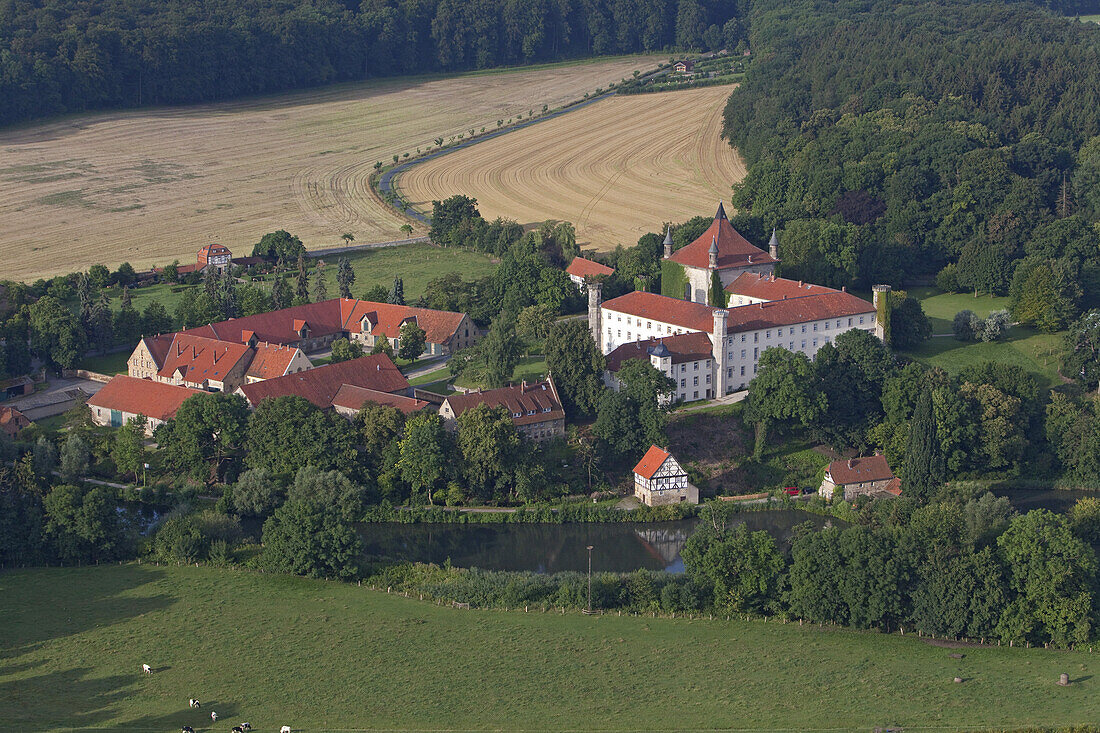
[
  {"x1": 399, "y1": 85, "x2": 747, "y2": 252},
  {"x1": 2, "y1": 564, "x2": 1099, "y2": 731},
  {"x1": 0, "y1": 56, "x2": 660, "y2": 282}
]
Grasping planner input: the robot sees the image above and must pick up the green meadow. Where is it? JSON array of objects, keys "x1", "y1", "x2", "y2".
[{"x1": 2, "y1": 564, "x2": 1098, "y2": 731}]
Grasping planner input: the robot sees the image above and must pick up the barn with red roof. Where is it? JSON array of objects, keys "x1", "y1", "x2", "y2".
[
  {"x1": 565, "y1": 256, "x2": 615, "y2": 291},
  {"x1": 88, "y1": 376, "x2": 202, "y2": 435}
]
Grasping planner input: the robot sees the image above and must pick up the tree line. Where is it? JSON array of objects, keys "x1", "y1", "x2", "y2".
[
  {"x1": 722, "y1": 0, "x2": 1100, "y2": 325},
  {"x1": 0, "y1": 0, "x2": 745, "y2": 127}
]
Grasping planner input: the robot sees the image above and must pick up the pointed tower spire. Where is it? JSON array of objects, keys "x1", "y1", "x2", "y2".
[
  {"x1": 663, "y1": 225, "x2": 674, "y2": 259},
  {"x1": 715, "y1": 201, "x2": 728, "y2": 221},
  {"x1": 708, "y1": 235, "x2": 719, "y2": 269},
  {"x1": 768, "y1": 227, "x2": 779, "y2": 260}
]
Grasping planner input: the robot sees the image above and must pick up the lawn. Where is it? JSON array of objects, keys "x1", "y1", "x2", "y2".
[
  {"x1": 2, "y1": 564, "x2": 1098, "y2": 731},
  {"x1": 75, "y1": 350, "x2": 131, "y2": 375},
  {"x1": 900, "y1": 287, "x2": 1066, "y2": 389},
  {"x1": 453, "y1": 355, "x2": 547, "y2": 390}
]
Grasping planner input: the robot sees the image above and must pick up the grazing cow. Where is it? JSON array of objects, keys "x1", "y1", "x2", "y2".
[
  {"x1": 181, "y1": 727, "x2": 194, "y2": 733},
  {"x1": 281, "y1": 727, "x2": 292, "y2": 733},
  {"x1": 141, "y1": 664, "x2": 152, "y2": 674},
  {"x1": 189, "y1": 698, "x2": 201, "y2": 709},
  {"x1": 231, "y1": 727, "x2": 244, "y2": 733},
  {"x1": 210, "y1": 711, "x2": 218, "y2": 722},
  {"x1": 241, "y1": 724, "x2": 252, "y2": 731}
]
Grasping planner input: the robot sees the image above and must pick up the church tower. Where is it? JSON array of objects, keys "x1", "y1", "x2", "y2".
[{"x1": 663, "y1": 226, "x2": 673, "y2": 259}]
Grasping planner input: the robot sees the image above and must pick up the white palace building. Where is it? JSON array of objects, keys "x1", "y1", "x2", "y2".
[{"x1": 590, "y1": 205, "x2": 888, "y2": 401}]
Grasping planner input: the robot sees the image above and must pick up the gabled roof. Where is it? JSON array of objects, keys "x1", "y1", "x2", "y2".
[
  {"x1": 153, "y1": 333, "x2": 252, "y2": 385},
  {"x1": 238, "y1": 353, "x2": 409, "y2": 408},
  {"x1": 342, "y1": 300, "x2": 467, "y2": 344},
  {"x1": 198, "y1": 244, "x2": 232, "y2": 257},
  {"x1": 603, "y1": 290, "x2": 875, "y2": 334},
  {"x1": 0, "y1": 406, "x2": 31, "y2": 437},
  {"x1": 331, "y1": 384, "x2": 430, "y2": 415},
  {"x1": 605, "y1": 332, "x2": 714, "y2": 372},
  {"x1": 246, "y1": 343, "x2": 306, "y2": 380},
  {"x1": 633, "y1": 445, "x2": 671, "y2": 479},
  {"x1": 566, "y1": 257, "x2": 615, "y2": 279},
  {"x1": 725, "y1": 272, "x2": 837, "y2": 300},
  {"x1": 88, "y1": 376, "x2": 202, "y2": 422},
  {"x1": 725, "y1": 291, "x2": 875, "y2": 331},
  {"x1": 182, "y1": 299, "x2": 469, "y2": 348},
  {"x1": 668, "y1": 203, "x2": 775, "y2": 271},
  {"x1": 603, "y1": 291, "x2": 721, "y2": 333},
  {"x1": 442, "y1": 378, "x2": 564, "y2": 427},
  {"x1": 826, "y1": 455, "x2": 895, "y2": 486}
]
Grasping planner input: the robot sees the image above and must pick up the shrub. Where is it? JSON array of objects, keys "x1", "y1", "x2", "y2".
[
  {"x1": 936, "y1": 263, "x2": 961, "y2": 292},
  {"x1": 953, "y1": 310, "x2": 979, "y2": 341}
]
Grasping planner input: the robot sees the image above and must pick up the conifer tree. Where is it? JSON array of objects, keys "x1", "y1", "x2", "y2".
[
  {"x1": 295, "y1": 253, "x2": 310, "y2": 303},
  {"x1": 903, "y1": 386, "x2": 943, "y2": 501},
  {"x1": 313, "y1": 261, "x2": 328, "y2": 302},
  {"x1": 388, "y1": 276, "x2": 405, "y2": 305},
  {"x1": 336, "y1": 257, "x2": 355, "y2": 299}
]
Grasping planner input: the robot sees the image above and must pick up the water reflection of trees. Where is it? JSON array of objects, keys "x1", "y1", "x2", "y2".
[{"x1": 359, "y1": 510, "x2": 839, "y2": 574}]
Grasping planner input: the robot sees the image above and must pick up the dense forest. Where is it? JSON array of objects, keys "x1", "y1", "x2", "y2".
[
  {"x1": 0, "y1": 0, "x2": 745, "y2": 126},
  {"x1": 724, "y1": 0, "x2": 1100, "y2": 309}
]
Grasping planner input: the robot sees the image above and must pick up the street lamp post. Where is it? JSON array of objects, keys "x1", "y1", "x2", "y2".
[{"x1": 585, "y1": 545, "x2": 594, "y2": 614}]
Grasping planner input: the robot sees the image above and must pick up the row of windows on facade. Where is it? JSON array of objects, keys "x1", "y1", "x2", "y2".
[{"x1": 609, "y1": 315, "x2": 869, "y2": 340}]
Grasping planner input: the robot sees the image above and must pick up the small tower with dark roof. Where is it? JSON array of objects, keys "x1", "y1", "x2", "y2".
[
  {"x1": 768, "y1": 228, "x2": 779, "y2": 261},
  {"x1": 663, "y1": 225, "x2": 674, "y2": 259},
  {"x1": 708, "y1": 235, "x2": 719, "y2": 269}
]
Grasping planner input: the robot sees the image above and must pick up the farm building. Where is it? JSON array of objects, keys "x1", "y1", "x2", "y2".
[
  {"x1": 161, "y1": 244, "x2": 268, "y2": 276},
  {"x1": 331, "y1": 384, "x2": 430, "y2": 418},
  {"x1": 439, "y1": 378, "x2": 565, "y2": 442},
  {"x1": 128, "y1": 333, "x2": 310, "y2": 394},
  {"x1": 819, "y1": 455, "x2": 901, "y2": 501},
  {"x1": 236, "y1": 353, "x2": 412, "y2": 410},
  {"x1": 664, "y1": 203, "x2": 777, "y2": 304},
  {"x1": 588, "y1": 268, "x2": 881, "y2": 397},
  {"x1": 0, "y1": 406, "x2": 31, "y2": 438},
  {"x1": 566, "y1": 257, "x2": 615, "y2": 291},
  {"x1": 673, "y1": 59, "x2": 695, "y2": 74},
  {"x1": 0, "y1": 375, "x2": 33, "y2": 400},
  {"x1": 87, "y1": 376, "x2": 201, "y2": 435},
  {"x1": 632, "y1": 445, "x2": 697, "y2": 506},
  {"x1": 181, "y1": 298, "x2": 477, "y2": 356}
]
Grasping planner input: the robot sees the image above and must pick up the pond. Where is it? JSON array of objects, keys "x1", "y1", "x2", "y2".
[
  {"x1": 994, "y1": 488, "x2": 1098, "y2": 514},
  {"x1": 359, "y1": 509, "x2": 840, "y2": 574}
]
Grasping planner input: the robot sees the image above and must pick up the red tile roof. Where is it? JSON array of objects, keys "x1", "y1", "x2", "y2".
[
  {"x1": 182, "y1": 299, "x2": 468, "y2": 348},
  {"x1": 0, "y1": 406, "x2": 31, "y2": 437},
  {"x1": 669, "y1": 204, "x2": 775, "y2": 271},
  {"x1": 331, "y1": 384, "x2": 430, "y2": 415},
  {"x1": 245, "y1": 343, "x2": 304, "y2": 380},
  {"x1": 342, "y1": 300, "x2": 467, "y2": 344},
  {"x1": 197, "y1": 244, "x2": 232, "y2": 266},
  {"x1": 566, "y1": 257, "x2": 615, "y2": 279},
  {"x1": 153, "y1": 333, "x2": 252, "y2": 385},
  {"x1": 238, "y1": 353, "x2": 409, "y2": 408},
  {"x1": 88, "y1": 376, "x2": 203, "y2": 422},
  {"x1": 725, "y1": 291, "x2": 875, "y2": 331},
  {"x1": 725, "y1": 272, "x2": 837, "y2": 300},
  {"x1": 442, "y1": 378, "x2": 564, "y2": 427},
  {"x1": 603, "y1": 290, "x2": 875, "y2": 334},
  {"x1": 633, "y1": 445, "x2": 671, "y2": 480},
  {"x1": 605, "y1": 332, "x2": 714, "y2": 372},
  {"x1": 826, "y1": 455, "x2": 895, "y2": 486}
]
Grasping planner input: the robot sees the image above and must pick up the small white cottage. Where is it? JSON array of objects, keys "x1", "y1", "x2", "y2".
[{"x1": 632, "y1": 445, "x2": 698, "y2": 506}]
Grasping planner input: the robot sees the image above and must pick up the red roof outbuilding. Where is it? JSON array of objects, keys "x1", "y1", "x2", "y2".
[
  {"x1": 88, "y1": 376, "x2": 203, "y2": 422},
  {"x1": 238, "y1": 353, "x2": 409, "y2": 408},
  {"x1": 566, "y1": 257, "x2": 615, "y2": 279}
]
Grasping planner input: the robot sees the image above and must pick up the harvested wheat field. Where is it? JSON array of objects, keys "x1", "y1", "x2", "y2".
[
  {"x1": 0, "y1": 57, "x2": 660, "y2": 282},
  {"x1": 399, "y1": 85, "x2": 746, "y2": 251}
]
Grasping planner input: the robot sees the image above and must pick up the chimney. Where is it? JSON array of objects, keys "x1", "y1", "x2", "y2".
[
  {"x1": 711, "y1": 308, "x2": 728, "y2": 398},
  {"x1": 847, "y1": 458, "x2": 855, "y2": 469},
  {"x1": 748, "y1": 254, "x2": 753, "y2": 264},
  {"x1": 841, "y1": 286, "x2": 847, "y2": 292},
  {"x1": 798, "y1": 280, "x2": 803, "y2": 287}
]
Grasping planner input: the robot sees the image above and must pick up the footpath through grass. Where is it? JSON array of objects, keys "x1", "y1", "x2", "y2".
[{"x1": 2, "y1": 564, "x2": 1099, "y2": 731}]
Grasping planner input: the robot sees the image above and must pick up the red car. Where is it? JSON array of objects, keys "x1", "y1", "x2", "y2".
[{"x1": 783, "y1": 487, "x2": 800, "y2": 496}]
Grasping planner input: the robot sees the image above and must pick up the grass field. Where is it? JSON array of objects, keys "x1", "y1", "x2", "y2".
[
  {"x1": 0, "y1": 56, "x2": 662, "y2": 282},
  {"x1": 399, "y1": 85, "x2": 747, "y2": 251},
  {"x1": 898, "y1": 287, "x2": 1065, "y2": 388},
  {"x1": 103, "y1": 242, "x2": 496, "y2": 319},
  {"x1": 2, "y1": 564, "x2": 1099, "y2": 731}
]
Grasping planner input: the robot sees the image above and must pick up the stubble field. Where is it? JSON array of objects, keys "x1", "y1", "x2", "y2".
[
  {"x1": 399, "y1": 85, "x2": 747, "y2": 251},
  {"x1": 0, "y1": 56, "x2": 659, "y2": 282}
]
